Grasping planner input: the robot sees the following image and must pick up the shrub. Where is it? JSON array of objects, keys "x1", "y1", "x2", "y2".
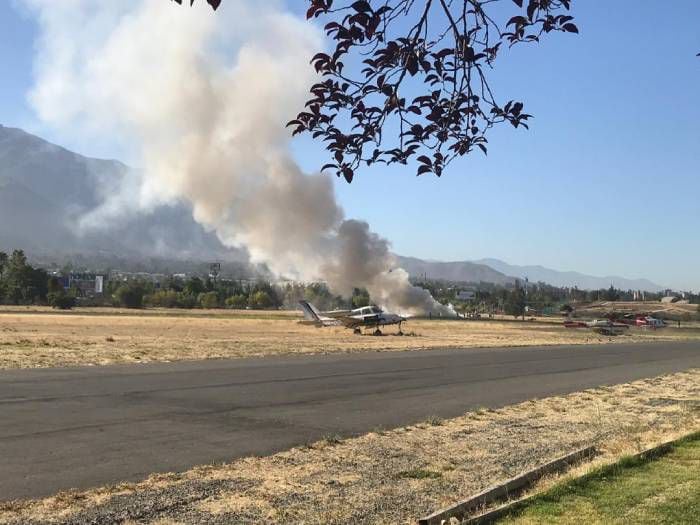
[
  {"x1": 199, "y1": 291, "x2": 219, "y2": 309},
  {"x1": 114, "y1": 282, "x2": 146, "y2": 308},
  {"x1": 146, "y1": 291, "x2": 197, "y2": 309},
  {"x1": 225, "y1": 294, "x2": 248, "y2": 309},
  {"x1": 47, "y1": 291, "x2": 76, "y2": 310},
  {"x1": 248, "y1": 290, "x2": 273, "y2": 309}
]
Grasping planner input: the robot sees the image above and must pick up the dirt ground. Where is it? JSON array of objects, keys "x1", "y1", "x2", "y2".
[
  {"x1": 1, "y1": 369, "x2": 698, "y2": 525},
  {"x1": 1, "y1": 307, "x2": 699, "y2": 369},
  {"x1": 575, "y1": 300, "x2": 699, "y2": 321}
]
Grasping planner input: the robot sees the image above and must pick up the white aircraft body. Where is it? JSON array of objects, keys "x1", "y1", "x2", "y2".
[
  {"x1": 636, "y1": 316, "x2": 666, "y2": 329},
  {"x1": 564, "y1": 318, "x2": 629, "y2": 336},
  {"x1": 586, "y1": 319, "x2": 630, "y2": 336},
  {"x1": 298, "y1": 300, "x2": 406, "y2": 335}
]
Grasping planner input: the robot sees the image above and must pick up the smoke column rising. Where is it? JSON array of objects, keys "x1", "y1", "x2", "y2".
[{"x1": 23, "y1": 0, "x2": 453, "y2": 316}]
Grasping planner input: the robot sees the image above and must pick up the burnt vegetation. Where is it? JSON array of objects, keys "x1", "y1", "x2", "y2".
[{"x1": 177, "y1": 0, "x2": 578, "y2": 182}]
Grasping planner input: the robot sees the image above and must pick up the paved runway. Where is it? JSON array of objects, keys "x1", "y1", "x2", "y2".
[{"x1": 1, "y1": 341, "x2": 698, "y2": 501}]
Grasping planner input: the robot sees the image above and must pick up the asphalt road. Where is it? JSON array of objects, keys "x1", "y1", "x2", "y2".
[{"x1": 1, "y1": 341, "x2": 698, "y2": 501}]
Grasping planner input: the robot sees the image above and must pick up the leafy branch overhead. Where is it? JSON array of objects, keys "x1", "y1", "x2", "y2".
[
  {"x1": 176, "y1": 0, "x2": 578, "y2": 182},
  {"x1": 171, "y1": 0, "x2": 222, "y2": 9}
]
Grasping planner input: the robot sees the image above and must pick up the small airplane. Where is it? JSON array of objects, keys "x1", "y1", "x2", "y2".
[
  {"x1": 298, "y1": 300, "x2": 406, "y2": 335},
  {"x1": 613, "y1": 313, "x2": 666, "y2": 329},
  {"x1": 564, "y1": 318, "x2": 630, "y2": 336},
  {"x1": 635, "y1": 316, "x2": 666, "y2": 329}
]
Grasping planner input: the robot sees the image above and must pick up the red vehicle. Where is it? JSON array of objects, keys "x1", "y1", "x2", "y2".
[{"x1": 635, "y1": 316, "x2": 666, "y2": 329}]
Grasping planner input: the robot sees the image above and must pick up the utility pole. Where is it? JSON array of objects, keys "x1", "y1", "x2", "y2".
[
  {"x1": 209, "y1": 262, "x2": 221, "y2": 285},
  {"x1": 523, "y1": 276, "x2": 528, "y2": 320}
]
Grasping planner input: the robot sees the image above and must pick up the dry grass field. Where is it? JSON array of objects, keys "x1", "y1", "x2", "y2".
[
  {"x1": 2, "y1": 370, "x2": 698, "y2": 524},
  {"x1": 1, "y1": 306, "x2": 699, "y2": 369}
]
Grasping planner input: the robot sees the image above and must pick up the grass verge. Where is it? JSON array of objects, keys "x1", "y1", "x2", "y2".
[{"x1": 496, "y1": 432, "x2": 700, "y2": 524}]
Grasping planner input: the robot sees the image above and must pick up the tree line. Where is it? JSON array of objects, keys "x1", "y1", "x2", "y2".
[
  {"x1": 0, "y1": 250, "x2": 372, "y2": 311},
  {"x1": 2, "y1": 249, "x2": 698, "y2": 316},
  {"x1": 0, "y1": 250, "x2": 76, "y2": 309},
  {"x1": 413, "y1": 278, "x2": 700, "y2": 319},
  {"x1": 107, "y1": 277, "x2": 374, "y2": 311}
]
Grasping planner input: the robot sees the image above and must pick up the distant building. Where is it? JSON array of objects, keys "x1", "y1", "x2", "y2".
[
  {"x1": 110, "y1": 270, "x2": 168, "y2": 285},
  {"x1": 65, "y1": 272, "x2": 106, "y2": 297},
  {"x1": 456, "y1": 290, "x2": 475, "y2": 301}
]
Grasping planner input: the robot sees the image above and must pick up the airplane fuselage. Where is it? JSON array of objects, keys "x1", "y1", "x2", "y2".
[{"x1": 298, "y1": 301, "x2": 406, "y2": 333}]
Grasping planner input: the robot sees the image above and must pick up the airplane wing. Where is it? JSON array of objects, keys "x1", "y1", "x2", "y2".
[
  {"x1": 335, "y1": 313, "x2": 385, "y2": 328},
  {"x1": 320, "y1": 309, "x2": 353, "y2": 319}
]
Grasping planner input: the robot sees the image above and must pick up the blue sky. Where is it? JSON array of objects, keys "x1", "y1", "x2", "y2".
[{"x1": 2, "y1": 1, "x2": 699, "y2": 290}]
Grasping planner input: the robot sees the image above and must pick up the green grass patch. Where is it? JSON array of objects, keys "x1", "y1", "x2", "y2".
[
  {"x1": 498, "y1": 432, "x2": 700, "y2": 524},
  {"x1": 321, "y1": 434, "x2": 343, "y2": 446},
  {"x1": 426, "y1": 415, "x2": 444, "y2": 426}
]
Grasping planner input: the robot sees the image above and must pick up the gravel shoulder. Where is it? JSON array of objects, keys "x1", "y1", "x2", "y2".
[{"x1": 2, "y1": 369, "x2": 698, "y2": 525}]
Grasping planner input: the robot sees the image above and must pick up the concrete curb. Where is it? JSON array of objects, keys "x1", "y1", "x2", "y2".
[
  {"x1": 462, "y1": 432, "x2": 698, "y2": 524},
  {"x1": 418, "y1": 445, "x2": 597, "y2": 525}
]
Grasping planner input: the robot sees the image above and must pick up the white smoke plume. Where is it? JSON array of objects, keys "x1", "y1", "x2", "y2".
[{"x1": 23, "y1": 0, "x2": 453, "y2": 316}]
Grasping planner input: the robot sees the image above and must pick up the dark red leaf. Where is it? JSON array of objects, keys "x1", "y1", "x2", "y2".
[
  {"x1": 342, "y1": 166, "x2": 354, "y2": 183},
  {"x1": 351, "y1": 1, "x2": 371, "y2": 13}
]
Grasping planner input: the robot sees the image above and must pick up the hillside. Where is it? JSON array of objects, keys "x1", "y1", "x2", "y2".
[
  {"x1": 395, "y1": 255, "x2": 514, "y2": 285},
  {"x1": 0, "y1": 124, "x2": 237, "y2": 260},
  {"x1": 396, "y1": 255, "x2": 665, "y2": 292},
  {"x1": 574, "y1": 301, "x2": 698, "y2": 321},
  {"x1": 475, "y1": 258, "x2": 665, "y2": 292},
  {"x1": 0, "y1": 125, "x2": 670, "y2": 291}
]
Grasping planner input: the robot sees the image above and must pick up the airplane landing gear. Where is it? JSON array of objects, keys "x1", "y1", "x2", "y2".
[
  {"x1": 353, "y1": 327, "x2": 361, "y2": 335},
  {"x1": 397, "y1": 321, "x2": 404, "y2": 336},
  {"x1": 373, "y1": 328, "x2": 383, "y2": 336}
]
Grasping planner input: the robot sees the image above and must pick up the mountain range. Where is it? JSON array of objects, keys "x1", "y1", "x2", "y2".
[
  {"x1": 473, "y1": 259, "x2": 665, "y2": 293},
  {"x1": 0, "y1": 124, "x2": 238, "y2": 261},
  {"x1": 0, "y1": 124, "x2": 665, "y2": 291},
  {"x1": 396, "y1": 255, "x2": 664, "y2": 292},
  {"x1": 395, "y1": 256, "x2": 515, "y2": 286}
]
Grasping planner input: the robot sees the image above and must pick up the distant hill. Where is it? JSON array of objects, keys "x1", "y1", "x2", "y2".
[
  {"x1": 474, "y1": 258, "x2": 665, "y2": 292},
  {"x1": 0, "y1": 124, "x2": 239, "y2": 261},
  {"x1": 395, "y1": 255, "x2": 515, "y2": 285},
  {"x1": 0, "y1": 125, "x2": 669, "y2": 290},
  {"x1": 574, "y1": 301, "x2": 698, "y2": 320},
  {"x1": 395, "y1": 255, "x2": 664, "y2": 292}
]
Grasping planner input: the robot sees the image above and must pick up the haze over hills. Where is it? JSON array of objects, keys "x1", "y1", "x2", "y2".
[
  {"x1": 395, "y1": 256, "x2": 515, "y2": 286},
  {"x1": 473, "y1": 258, "x2": 665, "y2": 293},
  {"x1": 0, "y1": 124, "x2": 241, "y2": 262},
  {"x1": 0, "y1": 125, "x2": 667, "y2": 291},
  {"x1": 397, "y1": 256, "x2": 664, "y2": 292},
  {"x1": 397, "y1": 255, "x2": 664, "y2": 292}
]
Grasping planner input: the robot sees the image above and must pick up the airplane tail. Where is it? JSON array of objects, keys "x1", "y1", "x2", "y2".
[{"x1": 299, "y1": 300, "x2": 322, "y2": 323}]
